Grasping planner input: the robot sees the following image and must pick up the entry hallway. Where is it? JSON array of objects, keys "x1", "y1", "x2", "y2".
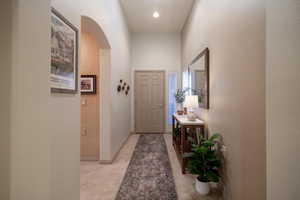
[{"x1": 80, "y1": 134, "x2": 221, "y2": 200}]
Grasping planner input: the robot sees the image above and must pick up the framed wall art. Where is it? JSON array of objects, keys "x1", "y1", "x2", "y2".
[
  {"x1": 80, "y1": 75, "x2": 97, "y2": 94},
  {"x1": 51, "y1": 8, "x2": 79, "y2": 93}
]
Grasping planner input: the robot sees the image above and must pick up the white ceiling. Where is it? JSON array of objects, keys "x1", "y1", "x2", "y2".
[{"x1": 120, "y1": 0, "x2": 195, "y2": 33}]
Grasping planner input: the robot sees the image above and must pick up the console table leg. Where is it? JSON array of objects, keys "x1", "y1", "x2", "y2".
[
  {"x1": 172, "y1": 116, "x2": 175, "y2": 146},
  {"x1": 181, "y1": 126, "x2": 186, "y2": 174},
  {"x1": 172, "y1": 114, "x2": 205, "y2": 175}
]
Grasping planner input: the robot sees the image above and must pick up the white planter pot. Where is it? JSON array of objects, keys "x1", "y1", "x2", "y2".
[{"x1": 195, "y1": 178, "x2": 210, "y2": 195}]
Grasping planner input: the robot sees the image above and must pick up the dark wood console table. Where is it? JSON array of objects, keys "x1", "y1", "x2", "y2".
[{"x1": 172, "y1": 114, "x2": 205, "y2": 174}]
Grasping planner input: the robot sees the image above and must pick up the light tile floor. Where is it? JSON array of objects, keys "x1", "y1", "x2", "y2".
[{"x1": 80, "y1": 134, "x2": 221, "y2": 200}]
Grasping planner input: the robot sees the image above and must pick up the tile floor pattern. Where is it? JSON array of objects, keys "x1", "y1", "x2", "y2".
[{"x1": 80, "y1": 134, "x2": 221, "y2": 200}]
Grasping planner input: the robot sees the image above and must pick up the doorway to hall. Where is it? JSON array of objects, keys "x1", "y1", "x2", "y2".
[
  {"x1": 80, "y1": 30, "x2": 100, "y2": 160},
  {"x1": 80, "y1": 16, "x2": 111, "y2": 161}
]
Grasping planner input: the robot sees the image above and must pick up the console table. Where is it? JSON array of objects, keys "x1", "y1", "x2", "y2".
[{"x1": 172, "y1": 114, "x2": 205, "y2": 174}]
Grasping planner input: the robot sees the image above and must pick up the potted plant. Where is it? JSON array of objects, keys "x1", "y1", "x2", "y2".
[
  {"x1": 184, "y1": 133, "x2": 222, "y2": 195},
  {"x1": 174, "y1": 88, "x2": 188, "y2": 115}
]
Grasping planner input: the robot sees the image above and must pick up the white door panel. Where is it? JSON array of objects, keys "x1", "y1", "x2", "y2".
[{"x1": 135, "y1": 71, "x2": 165, "y2": 133}]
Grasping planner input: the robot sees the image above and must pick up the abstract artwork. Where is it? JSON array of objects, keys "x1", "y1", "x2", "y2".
[{"x1": 117, "y1": 79, "x2": 130, "y2": 96}]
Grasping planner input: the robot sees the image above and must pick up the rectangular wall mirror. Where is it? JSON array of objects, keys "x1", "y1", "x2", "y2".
[{"x1": 188, "y1": 48, "x2": 209, "y2": 109}]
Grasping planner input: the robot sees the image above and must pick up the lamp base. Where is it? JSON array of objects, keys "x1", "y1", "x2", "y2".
[{"x1": 187, "y1": 111, "x2": 197, "y2": 121}]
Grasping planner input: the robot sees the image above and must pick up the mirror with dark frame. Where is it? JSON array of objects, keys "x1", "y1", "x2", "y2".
[{"x1": 188, "y1": 48, "x2": 209, "y2": 109}]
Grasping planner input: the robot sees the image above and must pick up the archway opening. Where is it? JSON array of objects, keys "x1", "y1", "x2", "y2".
[{"x1": 80, "y1": 16, "x2": 111, "y2": 162}]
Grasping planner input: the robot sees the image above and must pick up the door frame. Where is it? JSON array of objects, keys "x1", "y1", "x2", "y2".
[
  {"x1": 99, "y1": 49, "x2": 112, "y2": 162},
  {"x1": 134, "y1": 70, "x2": 166, "y2": 133}
]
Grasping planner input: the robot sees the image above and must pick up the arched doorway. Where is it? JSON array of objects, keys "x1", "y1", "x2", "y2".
[{"x1": 80, "y1": 16, "x2": 111, "y2": 161}]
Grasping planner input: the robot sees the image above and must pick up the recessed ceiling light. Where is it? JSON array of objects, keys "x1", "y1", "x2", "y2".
[{"x1": 153, "y1": 11, "x2": 160, "y2": 18}]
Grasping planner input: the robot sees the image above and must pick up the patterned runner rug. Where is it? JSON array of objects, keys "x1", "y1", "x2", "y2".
[{"x1": 115, "y1": 134, "x2": 177, "y2": 200}]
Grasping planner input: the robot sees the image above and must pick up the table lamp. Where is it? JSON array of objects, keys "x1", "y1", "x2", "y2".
[{"x1": 184, "y1": 95, "x2": 199, "y2": 121}]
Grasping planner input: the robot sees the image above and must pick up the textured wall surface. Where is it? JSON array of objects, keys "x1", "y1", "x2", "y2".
[
  {"x1": 0, "y1": 1, "x2": 12, "y2": 199},
  {"x1": 10, "y1": 1, "x2": 52, "y2": 199},
  {"x1": 266, "y1": 0, "x2": 300, "y2": 199},
  {"x1": 182, "y1": 0, "x2": 266, "y2": 199},
  {"x1": 51, "y1": 0, "x2": 131, "y2": 198},
  {"x1": 6, "y1": 0, "x2": 131, "y2": 200}
]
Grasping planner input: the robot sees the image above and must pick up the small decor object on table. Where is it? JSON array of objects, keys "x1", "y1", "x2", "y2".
[
  {"x1": 184, "y1": 95, "x2": 199, "y2": 121},
  {"x1": 80, "y1": 75, "x2": 96, "y2": 94},
  {"x1": 50, "y1": 8, "x2": 78, "y2": 93},
  {"x1": 184, "y1": 107, "x2": 187, "y2": 115},
  {"x1": 184, "y1": 133, "x2": 222, "y2": 195},
  {"x1": 174, "y1": 88, "x2": 188, "y2": 115}
]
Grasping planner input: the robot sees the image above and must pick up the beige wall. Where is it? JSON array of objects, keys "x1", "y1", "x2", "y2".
[
  {"x1": 80, "y1": 33, "x2": 100, "y2": 160},
  {"x1": 131, "y1": 33, "x2": 181, "y2": 70},
  {"x1": 50, "y1": 1, "x2": 81, "y2": 199},
  {"x1": 10, "y1": 1, "x2": 52, "y2": 200},
  {"x1": 51, "y1": 0, "x2": 131, "y2": 197},
  {"x1": 130, "y1": 33, "x2": 182, "y2": 132},
  {"x1": 2, "y1": 0, "x2": 130, "y2": 199},
  {"x1": 266, "y1": 0, "x2": 300, "y2": 199},
  {"x1": 182, "y1": 0, "x2": 266, "y2": 199},
  {"x1": 0, "y1": 1, "x2": 12, "y2": 199}
]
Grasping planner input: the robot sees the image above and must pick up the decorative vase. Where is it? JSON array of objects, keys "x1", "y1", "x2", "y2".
[
  {"x1": 195, "y1": 178, "x2": 210, "y2": 195},
  {"x1": 183, "y1": 107, "x2": 187, "y2": 115}
]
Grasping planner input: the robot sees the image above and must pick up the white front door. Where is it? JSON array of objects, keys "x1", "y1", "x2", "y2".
[{"x1": 135, "y1": 71, "x2": 165, "y2": 133}]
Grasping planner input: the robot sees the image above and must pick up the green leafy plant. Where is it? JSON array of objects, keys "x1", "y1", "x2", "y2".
[
  {"x1": 184, "y1": 133, "x2": 222, "y2": 183},
  {"x1": 174, "y1": 88, "x2": 188, "y2": 104}
]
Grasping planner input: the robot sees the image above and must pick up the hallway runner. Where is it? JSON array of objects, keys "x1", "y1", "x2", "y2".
[{"x1": 115, "y1": 134, "x2": 178, "y2": 200}]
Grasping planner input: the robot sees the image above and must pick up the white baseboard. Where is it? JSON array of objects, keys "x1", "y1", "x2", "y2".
[
  {"x1": 99, "y1": 132, "x2": 132, "y2": 164},
  {"x1": 99, "y1": 160, "x2": 113, "y2": 164},
  {"x1": 81, "y1": 156, "x2": 99, "y2": 161}
]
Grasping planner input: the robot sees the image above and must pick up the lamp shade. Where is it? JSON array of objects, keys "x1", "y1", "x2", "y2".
[{"x1": 184, "y1": 95, "x2": 199, "y2": 109}]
